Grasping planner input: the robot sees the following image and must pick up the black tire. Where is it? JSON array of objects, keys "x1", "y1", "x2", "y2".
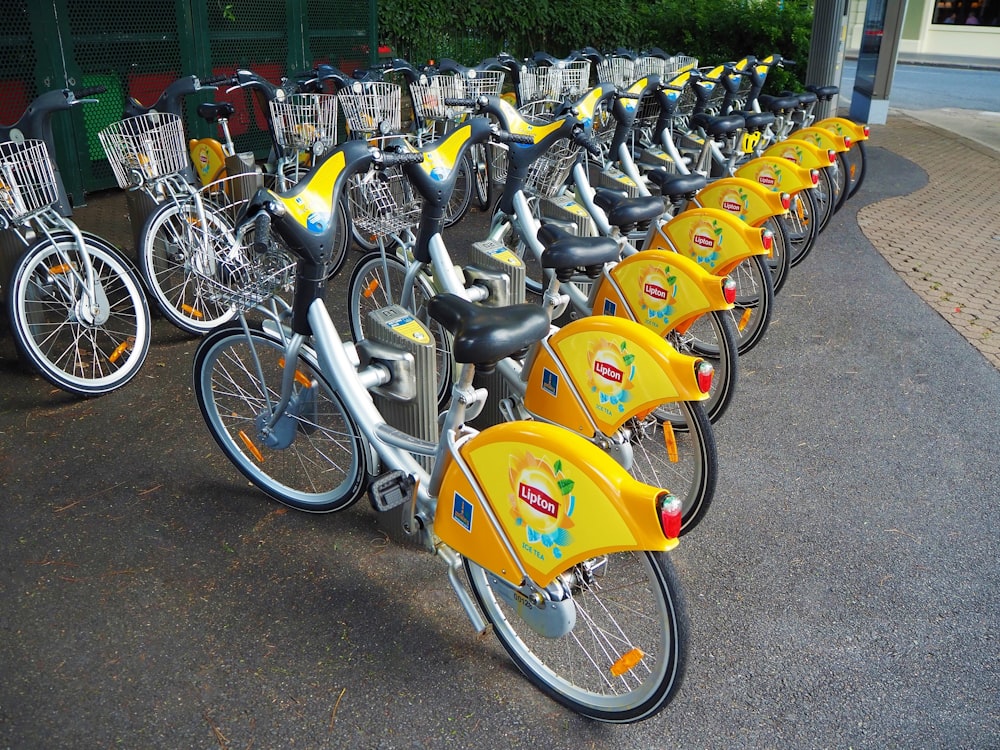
[
  {"x1": 6, "y1": 232, "x2": 150, "y2": 396},
  {"x1": 470, "y1": 142, "x2": 493, "y2": 211},
  {"x1": 346, "y1": 252, "x2": 454, "y2": 406},
  {"x1": 668, "y1": 310, "x2": 740, "y2": 425},
  {"x1": 813, "y1": 165, "x2": 837, "y2": 233},
  {"x1": 842, "y1": 141, "x2": 867, "y2": 199},
  {"x1": 762, "y1": 214, "x2": 792, "y2": 295},
  {"x1": 787, "y1": 188, "x2": 820, "y2": 268},
  {"x1": 727, "y1": 254, "x2": 774, "y2": 355},
  {"x1": 192, "y1": 324, "x2": 369, "y2": 512},
  {"x1": 465, "y1": 550, "x2": 688, "y2": 723}
]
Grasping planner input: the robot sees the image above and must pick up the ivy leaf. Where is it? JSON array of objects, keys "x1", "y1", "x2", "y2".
[{"x1": 558, "y1": 478, "x2": 575, "y2": 496}]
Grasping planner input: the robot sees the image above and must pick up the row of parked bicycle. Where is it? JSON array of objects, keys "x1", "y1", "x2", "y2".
[{"x1": 0, "y1": 45, "x2": 869, "y2": 723}]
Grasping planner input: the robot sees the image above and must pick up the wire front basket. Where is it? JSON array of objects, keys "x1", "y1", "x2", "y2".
[
  {"x1": 559, "y1": 61, "x2": 592, "y2": 98},
  {"x1": 0, "y1": 139, "x2": 58, "y2": 223},
  {"x1": 190, "y1": 173, "x2": 295, "y2": 312},
  {"x1": 596, "y1": 57, "x2": 636, "y2": 88},
  {"x1": 99, "y1": 112, "x2": 188, "y2": 188},
  {"x1": 270, "y1": 93, "x2": 339, "y2": 150},
  {"x1": 524, "y1": 138, "x2": 580, "y2": 198},
  {"x1": 518, "y1": 67, "x2": 562, "y2": 104},
  {"x1": 410, "y1": 75, "x2": 468, "y2": 121},
  {"x1": 347, "y1": 166, "x2": 422, "y2": 238},
  {"x1": 464, "y1": 69, "x2": 506, "y2": 98},
  {"x1": 339, "y1": 82, "x2": 402, "y2": 137}
]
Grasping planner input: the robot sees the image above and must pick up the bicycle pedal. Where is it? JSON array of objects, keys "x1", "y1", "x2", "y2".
[{"x1": 367, "y1": 470, "x2": 415, "y2": 513}]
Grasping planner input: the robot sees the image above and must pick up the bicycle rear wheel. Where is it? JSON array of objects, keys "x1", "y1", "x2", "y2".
[
  {"x1": 465, "y1": 550, "x2": 688, "y2": 723},
  {"x1": 667, "y1": 310, "x2": 739, "y2": 425},
  {"x1": 727, "y1": 254, "x2": 774, "y2": 354},
  {"x1": 761, "y1": 214, "x2": 791, "y2": 295},
  {"x1": 193, "y1": 323, "x2": 369, "y2": 512},
  {"x1": 840, "y1": 142, "x2": 867, "y2": 200},
  {"x1": 786, "y1": 188, "x2": 819, "y2": 267},
  {"x1": 6, "y1": 232, "x2": 150, "y2": 396}
]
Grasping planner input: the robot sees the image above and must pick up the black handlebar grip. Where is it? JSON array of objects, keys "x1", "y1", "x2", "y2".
[
  {"x1": 574, "y1": 131, "x2": 604, "y2": 157},
  {"x1": 494, "y1": 129, "x2": 534, "y2": 146},
  {"x1": 782, "y1": 58, "x2": 796, "y2": 67},
  {"x1": 252, "y1": 212, "x2": 272, "y2": 254},
  {"x1": 380, "y1": 151, "x2": 424, "y2": 167},
  {"x1": 200, "y1": 74, "x2": 227, "y2": 86},
  {"x1": 75, "y1": 85, "x2": 106, "y2": 97},
  {"x1": 443, "y1": 97, "x2": 476, "y2": 108}
]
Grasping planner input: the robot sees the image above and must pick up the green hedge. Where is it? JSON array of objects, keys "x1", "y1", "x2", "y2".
[{"x1": 378, "y1": 0, "x2": 814, "y2": 93}]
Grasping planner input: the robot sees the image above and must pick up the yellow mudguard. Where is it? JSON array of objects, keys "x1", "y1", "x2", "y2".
[
  {"x1": 647, "y1": 206, "x2": 770, "y2": 277},
  {"x1": 787, "y1": 126, "x2": 851, "y2": 154},
  {"x1": 189, "y1": 138, "x2": 227, "y2": 186},
  {"x1": 523, "y1": 315, "x2": 708, "y2": 439},
  {"x1": 593, "y1": 248, "x2": 733, "y2": 334},
  {"x1": 815, "y1": 116, "x2": 870, "y2": 143},
  {"x1": 688, "y1": 176, "x2": 789, "y2": 226},
  {"x1": 735, "y1": 155, "x2": 817, "y2": 195},
  {"x1": 762, "y1": 139, "x2": 834, "y2": 170},
  {"x1": 434, "y1": 420, "x2": 675, "y2": 587}
]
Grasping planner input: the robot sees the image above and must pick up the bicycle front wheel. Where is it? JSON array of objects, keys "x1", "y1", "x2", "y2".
[
  {"x1": 6, "y1": 233, "x2": 151, "y2": 396},
  {"x1": 470, "y1": 142, "x2": 493, "y2": 211},
  {"x1": 442, "y1": 151, "x2": 474, "y2": 227},
  {"x1": 347, "y1": 251, "x2": 453, "y2": 406},
  {"x1": 466, "y1": 550, "x2": 688, "y2": 723},
  {"x1": 193, "y1": 324, "x2": 369, "y2": 512},
  {"x1": 139, "y1": 199, "x2": 240, "y2": 335}
]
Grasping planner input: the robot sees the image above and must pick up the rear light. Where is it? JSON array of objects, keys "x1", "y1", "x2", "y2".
[
  {"x1": 780, "y1": 192, "x2": 791, "y2": 210},
  {"x1": 810, "y1": 169, "x2": 820, "y2": 185},
  {"x1": 761, "y1": 228, "x2": 774, "y2": 251},
  {"x1": 827, "y1": 149, "x2": 836, "y2": 164},
  {"x1": 722, "y1": 277, "x2": 737, "y2": 304},
  {"x1": 695, "y1": 360, "x2": 714, "y2": 393},
  {"x1": 658, "y1": 493, "x2": 683, "y2": 539},
  {"x1": 843, "y1": 136, "x2": 852, "y2": 149},
  {"x1": 863, "y1": 125, "x2": 870, "y2": 137}
]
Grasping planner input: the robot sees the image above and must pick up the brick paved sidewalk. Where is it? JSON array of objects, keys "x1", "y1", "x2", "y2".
[{"x1": 858, "y1": 113, "x2": 1000, "y2": 369}]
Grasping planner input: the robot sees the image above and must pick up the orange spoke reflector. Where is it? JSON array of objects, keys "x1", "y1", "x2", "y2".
[
  {"x1": 610, "y1": 648, "x2": 645, "y2": 677},
  {"x1": 362, "y1": 278, "x2": 380, "y2": 299},
  {"x1": 181, "y1": 304, "x2": 204, "y2": 319},
  {"x1": 238, "y1": 430, "x2": 264, "y2": 463},
  {"x1": 48, "y1": 264, "x2": 72, "y2": 275},
  {"x1": 738, "y1": 308, "x2": 752, "y2": 331},
  {"x1": 108, "y1": 341, "x2": 130, "y2": 363},
  {"x1": 278, "y1": 358, "x2": 312, "y2": 388},
  {"x1": 664, "y1": 422, "x2": 679, "y2": 463}
]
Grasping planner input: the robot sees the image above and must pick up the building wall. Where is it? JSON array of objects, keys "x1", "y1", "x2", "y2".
[{"x1": 846, "y1": 0, "x2": 999, "y2": 59}]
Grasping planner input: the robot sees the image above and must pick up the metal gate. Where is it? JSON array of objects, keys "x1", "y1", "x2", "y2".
[{"x1": 0, "y1": 0, "x2": 376, "y2": 206}]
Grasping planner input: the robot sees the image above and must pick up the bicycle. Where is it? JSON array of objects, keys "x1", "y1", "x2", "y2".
[
  {"x1": 1, "y1": 90, "x2": 151, "y2": 396},
  {"x1": 193, "y1": 138, "x2": 690, "y2": 722},
  {"x1": 346, "y1": 113, "x2": 719, "y2": 533}
]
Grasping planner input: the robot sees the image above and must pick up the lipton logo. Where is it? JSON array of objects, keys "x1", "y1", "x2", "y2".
[
  {"x1": 758, "y1": 173, "x2": 776, "y2": 186},
  {"x1": 644, "y1": 282, "x2": 668, "y2": 300},
  {"x1": 519, "y1": 483, "x2": 558, "y2": 518},
  {"x1": 594, "y1": 359, "x2": 624, "y2": 383},
  {"x1": 693, "y1": 233, "x2": 715, "y2": 248},
  {"x1": 722, "y1": 199, "x2": 741, "y2": 212}
]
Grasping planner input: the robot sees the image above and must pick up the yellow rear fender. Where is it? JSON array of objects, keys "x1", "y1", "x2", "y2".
[
  {"x1": 735, "y1": 155, "x2": 817, "y2": 194},
  {"x1": 689, "y1": 176, "x2": 789, "y2": 225},
  {"x1": 593, "y1": 248, "x2": 733, "y2": 335},
  {"x1": 815, "y1": 117, "x2": 870, "y2": 142},
  {"x1": 647, "y1": 207, "x2": 771, "y2": 276},
  {"x1": 787, "y1": 126, "x2": 851, "y2": 153},
  {"x1": 434, "y1": 421, "x2": 677, "y2": 588},
  {"x1": 762, "y1": 138, "x2": 834, "y2": 170}
]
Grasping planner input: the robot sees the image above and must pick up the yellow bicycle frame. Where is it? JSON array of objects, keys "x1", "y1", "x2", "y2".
[{"x1": 435, "y1": 420, "x2": 677, "y2": 587}]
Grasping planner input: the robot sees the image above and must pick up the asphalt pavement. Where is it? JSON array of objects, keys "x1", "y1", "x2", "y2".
[{"x1": 1, "y1": 98, "x2": 999, "y2": 746}]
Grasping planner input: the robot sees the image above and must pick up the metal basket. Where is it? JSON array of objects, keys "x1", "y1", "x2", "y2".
[
  {"x1": 188, "y1": 173, "x2": 294, "y2": 312},
  {"x1": 0, "y1": 139, "x2": 58, "y2": 223},
  {"x1": 409, "y1": 75, "x2": 468, "y2": 121},
  {"x1": 270, "y1": 93, "x2": 339, "y2": 150},
  {"x1": 524, "y1": 138, "x2": 580, "y2": 198},
  {"x1": 518, "y1": 67, "x2": 562, "y2": 104},
  {"x1": 463, "y1": 69, "x2": 506, "y2": 98},
  {"x1": 347, "y1": 166, "x2": 422, "y2": 237},
  {"x1": 98, "y1": 112, "x2": 188, "y2": 188},
  {"x1": 559, "y1": 60, "x2": 592, "y2": 97},
  {"x1": 596, "y1": 57, "x2": 636, "y2": 87},
  {"x1": 339, "y1": 81, "x2": 402, "y2": 136}
]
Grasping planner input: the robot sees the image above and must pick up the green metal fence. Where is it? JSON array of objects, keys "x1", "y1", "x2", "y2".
[{"x1": 0, "y1": 0, "x2": 377, "y2": 206}]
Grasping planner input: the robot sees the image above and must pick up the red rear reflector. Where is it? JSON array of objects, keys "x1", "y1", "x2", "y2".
[
  {"x1": 722, "y1": 277, "x2": 737, "y2": 304},
  {"x1": 810, "y1": 169, "x2": 819, "y2": 185},
  {"x1": 659, "y1": 494, "x2": 683, "y2": 539},
  {"x1": 780, "y1": 192, "x2": 791, "y2": 210},
  {"x1": 863, "y1": 125, "x2": 870, "y2": 137},
  {"x1": 695, "y1": 360, "x2": 714, "y2": 393},
  {"x1": 827, "y1": 149, "x2": 836, "y2": 164},
  {"x1": 843, "y1": 136, "x2": 852, "y2": 149},
  {"x1": 761, "y1": 229, "x2": 773, "y2": 251}
]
